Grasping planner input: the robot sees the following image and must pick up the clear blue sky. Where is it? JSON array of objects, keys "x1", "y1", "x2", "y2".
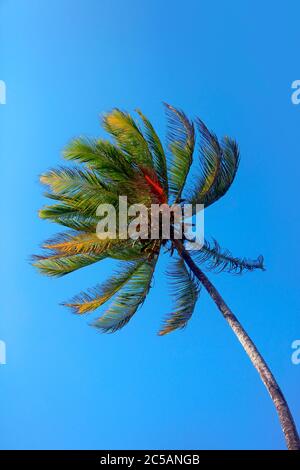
[{"x1": 0, "y1": 0, "x2": 299, "y2": 450}]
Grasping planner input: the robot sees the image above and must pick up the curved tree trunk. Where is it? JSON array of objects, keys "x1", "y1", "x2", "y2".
[{"x1": 174, "y1": 240, "x2": 300, "y2": 450}]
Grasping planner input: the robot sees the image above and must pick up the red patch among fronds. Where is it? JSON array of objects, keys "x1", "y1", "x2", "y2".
[{"x1": 141, "y1": 169, "x2": 167, "y2": 203}]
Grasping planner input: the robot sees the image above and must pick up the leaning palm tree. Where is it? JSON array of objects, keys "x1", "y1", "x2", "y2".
[{"x1": 33, "y1": 104, "x2": 299, "y2": 450}]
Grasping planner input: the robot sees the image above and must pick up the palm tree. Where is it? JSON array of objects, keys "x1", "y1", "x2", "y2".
[{"x1": 33, "y1": 104, "x2": 299, "y2": 450}]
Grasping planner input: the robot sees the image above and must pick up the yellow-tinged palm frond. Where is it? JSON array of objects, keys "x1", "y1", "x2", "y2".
[
  {"x1": 164, "y1": 103, "x2": 195, "y2": 202},
  {"x1": 33, "y1": 240, "x2": 150, "y2": 277},
  {"x1": 63, "y1": 260, "x2": 147, "y2": 314},
  {"x1": 93, "y1": 258, "x2": 157, "y2": 332},
  {"x1": 102, "y1": 109, "x2": 154, "y2": 170},
  {"x1": 42, "y1": 231, "x2": 111, "y2": 255},
  {"x1": 158, "y1": 257, "x2": 200, "y2": 335}
]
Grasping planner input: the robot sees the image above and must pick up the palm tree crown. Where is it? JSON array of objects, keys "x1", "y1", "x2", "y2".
[{"x1": 33, "y1": 103, "x2": 264, "y2": 334}]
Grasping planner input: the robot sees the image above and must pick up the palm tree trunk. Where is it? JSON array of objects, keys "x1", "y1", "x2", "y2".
[{"x1": 174, "y1": 240, "x2": 300, "y2": 450}]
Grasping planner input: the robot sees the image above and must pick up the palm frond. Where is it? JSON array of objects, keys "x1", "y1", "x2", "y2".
[
  {"x1": 159, "y1": 257, "x2": 200, "y2": 335},
  {"x1": 40, "y1": 165, "x2": 105, "y2": 194},
  {"x1": 32, "y1": 239, "x2": 149, "y2": 277},
  {"x1": 32, "y1": 252, "x2": 106, "y2": 277},
  {"x1": 65, "y1": 137, "x2": 136, "y2": 181},
  {"x1": 42, "y1": 231, "x2": 112, "y2": 255},
  {"x1": 53, "y1": 147, "x2": 158, "y2": 211},
  {"x1": 215, "y1": 136, "x2": 240, "y2": 204},
  {"x1": 92, "y1": 139, "x2": 135, "y2": 181},
  {"x1": 187, "y1": 119, "x2": 221, "y2": 202},
  {"x1": 102, "y1": 109, "x2": 154, "y2": 170},
  {"x1": 63, "y1": 260, "x2": 146, "y2": 314},
  {"x1": 39, "y1": 204, "x2": 99, "y2": 231},
  {"x1": 40, "y1": 166, "x2": 121, "y2": 216},
  {"x1": 136, "y1": 109, "x2": 168, "y2": 196},
  {"x1": 63, "y1": 137, "x2": 102, "y2": 167},
  {"x1": 164, "y1": 103, "x2": 195, "y2": 202},
  {"x1": 93, "y1": 258, "x2": 157, "y2": 332},
  {"x1": 43, "y1": 191, "x2": 119, "y2": 216},
  {"x1": 188, "y1": 120, "x2": 239, "y2": 207},
  {"x1": 193, "y1": 238, "x2": 265, "y2": 274}
]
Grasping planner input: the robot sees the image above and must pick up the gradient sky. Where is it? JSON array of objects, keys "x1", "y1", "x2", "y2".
[{"x1": 0, "y1": 0, "x2": 299, "y2": 450}]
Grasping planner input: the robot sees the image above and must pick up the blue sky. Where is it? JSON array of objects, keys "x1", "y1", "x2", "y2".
[{"x1": 0, "y1": 0, "x2": 299, "y2": 450}]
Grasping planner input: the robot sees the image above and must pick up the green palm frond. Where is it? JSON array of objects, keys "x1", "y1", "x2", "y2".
[
  {"x1": 159, "y1": 257, "x2": 200, "y2": 335},
  {"x1": 187, "y1": 119, "x2": 221, "y2": 203},
  {"x1": 42, "y1": 194, "x2": 113, "y2": 217},
  {"x1": 63, "y1": 138, "x2": 135, "y2": 183},
  {"x1": 63, "y1": 137, "x2": 102, "y2": 167},
  {"x1": 102, "y1": 109, "x2": 154, "y2": 170},
  {"x1": 136, "y1": 109, "x2": 168, "y2": 196},
  {"x1": 188, "y1": 120, "x2": 239, "y2": 207},
  {"x1": 164, "y1": 103, "x2": 195, "y2": 202},
  {"x1": 40, "y1": 166, "x2": 120, "y2": 214},
  {"x1": 194, "y1": 239, "x2": 265, "y2": 274},
  {"x1": 43, "y1": 180, "x2": 146, "y2": 215},
  {"x1": 39, "y1": 204, "x2": 99, "y2": 231},
  {"x1": 93, "y1": 258, "x2": 157, "y2": 332},
  {"x1": 32, "y1": 252, "x2": 106, "y2": 277},
  {"x1": 215, "y1": 136, "x2": 240, "y2": 204},
  {"x1": 40, "y1": 166, "x2": 104, "y2": 195}
]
